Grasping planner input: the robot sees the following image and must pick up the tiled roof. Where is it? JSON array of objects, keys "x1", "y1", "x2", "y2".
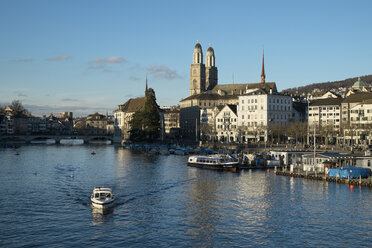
[
  {"x1": 310, "y1": 98, "x2": 343, "y2": 106},
  {"x1": 342, "y1": 92, "x2": 372, "y2": 104}
]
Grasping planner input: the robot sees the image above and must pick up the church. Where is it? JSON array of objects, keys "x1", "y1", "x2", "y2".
[
  {"x1": 179, "y1": 41, "x2": 278, "y2": 140},
  {"x1": 181, "y1": 41, "x2": 277, "y2": 108}
]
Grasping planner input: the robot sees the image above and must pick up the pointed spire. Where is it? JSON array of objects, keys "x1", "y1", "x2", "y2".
[
  {"x1": 145, "y1": 73, "x2": 148, "y2": 91},
  {"x1": 261, "y1": 48, "x2": 265, "y2": 85}
]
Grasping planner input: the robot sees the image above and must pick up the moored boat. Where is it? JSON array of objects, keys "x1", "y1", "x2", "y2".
[
  {"x1": 187, "y1": 154, "x2": 239, "y2": 172},
  {"x1": 91, "y1": 187, "x2": 115, "y2": 209}
]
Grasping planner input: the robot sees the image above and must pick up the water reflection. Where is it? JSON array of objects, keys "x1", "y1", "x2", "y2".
[
  {"x1": 184, "y1": 169, "x2": 220, "y2": 247},
  {"x1": 91, "y1": 206, "x2": 114, "y2": 226}
]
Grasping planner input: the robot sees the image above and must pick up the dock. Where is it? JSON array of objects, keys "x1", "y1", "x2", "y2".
[{"x1": 274, "y1": 169, "x2": 372, "y2": 188}]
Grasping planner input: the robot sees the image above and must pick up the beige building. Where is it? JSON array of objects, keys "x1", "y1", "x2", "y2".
[
  {"x1": 341, "y1": 92, "x2": 372, "y2": 145},
  {"x1": 308, "y1": 98, "x2": 343, "y2": 131},
  {"x1": 162, "y1": 107, "x2": 180, "y2": 134},
  {"x1": 85, "y1": 113, "x2": 108, "y2": 135}
]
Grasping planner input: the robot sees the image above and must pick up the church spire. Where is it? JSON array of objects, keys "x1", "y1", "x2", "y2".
[
  {"x1": 261, "y1": 49, "x2": 265, "y2": 85},
  {"x1": 145, "y1": 74, "x2": 148, "y2": 91}
]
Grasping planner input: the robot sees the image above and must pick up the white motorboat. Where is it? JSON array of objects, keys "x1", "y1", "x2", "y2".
[
  {"x1": 91, "y1": 187, "x2": 115, "y2": 209},
  {"x1": 187, "y1": 154, "x2": 240, "y2": 172}
]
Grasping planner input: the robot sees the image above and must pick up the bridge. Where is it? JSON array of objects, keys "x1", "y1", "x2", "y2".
[{"x1": 0, "y1": 135, "x2": 115, "y2": 144}]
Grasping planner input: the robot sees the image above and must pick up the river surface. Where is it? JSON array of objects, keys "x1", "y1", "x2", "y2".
[{"x1": 1, "y1": 145, "x2": 372, "y2": 247}]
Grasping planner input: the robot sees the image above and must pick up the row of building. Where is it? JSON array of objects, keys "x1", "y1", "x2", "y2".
[
  {"x1": 0, "y1": 108, "x2": 116, "y2": 136},
  {"x1": 112, "y1": 42, "x2": 372, "y2": 146}
]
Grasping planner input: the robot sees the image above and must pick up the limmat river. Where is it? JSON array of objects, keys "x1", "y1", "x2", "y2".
[{"x1": 1, "y1": 145, "x2": 372, "y2": 247}]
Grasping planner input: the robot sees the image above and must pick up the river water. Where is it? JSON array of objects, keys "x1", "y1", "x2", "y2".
[{"x1": 1, "y1": 145, "x2": 372, "y2": 247}]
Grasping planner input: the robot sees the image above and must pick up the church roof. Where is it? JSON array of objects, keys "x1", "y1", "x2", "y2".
[
  {"x1": 210, "y1": 82, "x2": 277, "y2": 95},
  {"x1": 180, "y1": 93, "x2": 238, "y2": 102},
  {"x1": 195, "y1": 43, "x2": 202, "y2": 49},
  {"x1": 116, "y1": 96, "x2": 147, "y2": 113}
]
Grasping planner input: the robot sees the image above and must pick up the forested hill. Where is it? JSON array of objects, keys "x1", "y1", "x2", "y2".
[{"x1": 282, "y1": 75, "x2": 372, "y2": 95}]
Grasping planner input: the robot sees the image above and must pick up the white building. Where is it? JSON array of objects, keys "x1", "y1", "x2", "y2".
[
  {"x1": 215, "y1": 105, "x2": 238, "y2": 142},
  {"x1": 237, "y1": 88, "x2": 292, "y2": 142}
]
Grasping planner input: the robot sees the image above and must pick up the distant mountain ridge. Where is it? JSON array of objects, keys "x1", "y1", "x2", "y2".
[{"x1": 282, "y1": 75, "x2": 372, "y2": 95}]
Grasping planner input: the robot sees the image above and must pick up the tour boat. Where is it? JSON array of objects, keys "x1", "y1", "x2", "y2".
[
  {"x1": 187, "y1": 154, "x2": 240, "y2": 172},
  {"x1": 90, "y1": 187, "x2": 115, "y2": 209}
]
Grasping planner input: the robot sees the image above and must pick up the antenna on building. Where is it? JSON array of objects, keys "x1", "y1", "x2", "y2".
[{"x1": 232, "y1": 73, "x2": 235, "y2": 84}]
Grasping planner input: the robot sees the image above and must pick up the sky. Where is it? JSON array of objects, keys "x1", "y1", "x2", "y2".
[{"x1": 1, "y1": 0, "x2": 371, "y2": 116}]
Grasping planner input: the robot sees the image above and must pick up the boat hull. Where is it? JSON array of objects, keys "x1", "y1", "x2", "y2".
[
  {"x1": 91, "y1": 199, "x2": 115, "y2": 209},
  {"x1": 187, "y1": 162, "x2": 239, "y2": 172}
]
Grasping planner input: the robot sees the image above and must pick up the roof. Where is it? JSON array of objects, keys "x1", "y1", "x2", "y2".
[
  {"x1": 342, "y1": 92, "x2": 372, "y2": 104},
  {"x1": 217, "y1": 104, "x2": 238, "y2": 116},
  {"x1": 87, "y1": 112, "x2": 106, "y2": 120},
  {"x1": 310, "y1": 98, "x2": 343, "y2": 106},
  {"x1": 303, "y1": 153, "x2": 351, "y2": 158},
  {"x1": 227, "y1": 104, "x2": 237, "y2": 115},
  {"x1": 163, "y1": 108, "x2": 180, "y2": 114},
  {"x1": 210, "y1": 82, "x2": 277, "y2": 95},
  {"x1": 180, "y1": 92, "x2": 238, "y2": 102},
  {"x1": 117, "y1": 96, "x2": 147, "y2": 113},
  {"x1": 5, "y1": 107, "x2": 13, "y2": 112}
]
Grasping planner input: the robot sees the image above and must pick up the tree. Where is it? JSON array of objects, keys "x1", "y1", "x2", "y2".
[
  {"x1": 9, "y1": 100, "x2": 30, "y2": 116},
  {"x1": 129, "y1": 88, "x2": 161, "y2": 142}
]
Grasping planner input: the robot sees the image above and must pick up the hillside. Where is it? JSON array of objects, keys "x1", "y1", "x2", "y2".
[{"x1": 282, "y1": 75, "x2": 372, "y2": 95}]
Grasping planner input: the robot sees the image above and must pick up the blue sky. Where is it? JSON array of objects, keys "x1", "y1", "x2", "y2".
[{"x1": 1, "y1": 0, "x2": 371, "y2": 116}]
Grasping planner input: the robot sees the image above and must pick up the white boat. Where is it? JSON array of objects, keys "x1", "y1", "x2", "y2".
[
  {"x1": 90, "y1": 187, "x2": 115, "y2": 209},
  {"x1": 187, "y1": 154, "x2": 240, "y2": 172}
]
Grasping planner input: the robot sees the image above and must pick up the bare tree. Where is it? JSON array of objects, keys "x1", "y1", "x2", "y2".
[{"x1": 9, "y1": 100, "x2": 30, "y2": 116}]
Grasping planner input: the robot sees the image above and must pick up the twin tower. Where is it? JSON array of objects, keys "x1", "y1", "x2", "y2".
[{"x1": 190, "y1": 42, "x2": 218, "y2": 96}]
